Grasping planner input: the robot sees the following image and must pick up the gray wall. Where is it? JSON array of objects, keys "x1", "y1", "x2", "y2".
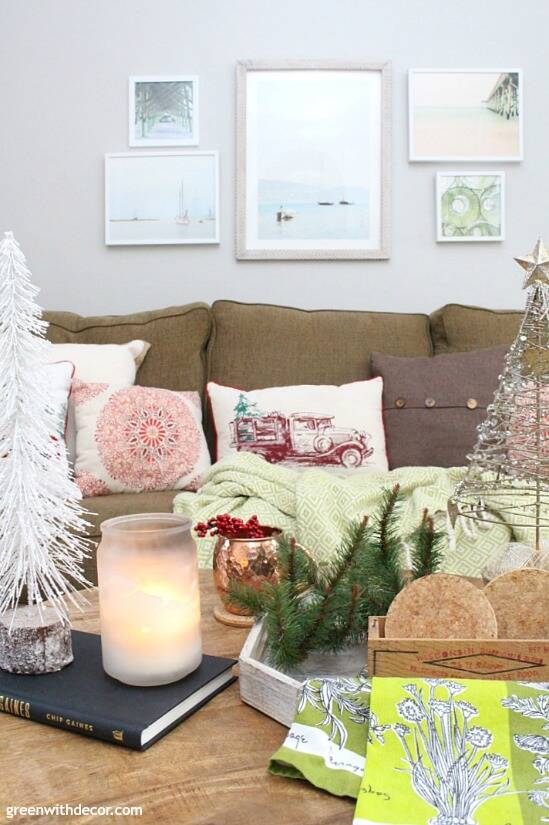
[{"x1": 1, "y1": 0, "x2": 545, "y2": 317}]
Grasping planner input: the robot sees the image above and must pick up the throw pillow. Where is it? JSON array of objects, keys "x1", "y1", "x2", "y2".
[
  {"x1": 45, "y1": 360, "x2": 74, "y2": 439},
  {"x1": 207, "y1": 379, "x2": 388, "y2": 471},
  {"x1": 46, "y1": 340, "x2": 150, "y2": 383},
  {"x1": 73, "y1": 383, "x2": 210, "y2": 496},
  {"x1": 370, "y1": 346, "x2": 507, "y2": 468},
  {"x1": 46, "y1": 340, "x2": 151, "y2": 465}
]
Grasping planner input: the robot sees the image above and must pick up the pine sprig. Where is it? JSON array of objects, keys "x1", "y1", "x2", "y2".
[
  {"x1": 263, "y1": 582, "x2": 304, "y2": 669},
  {"x1": 409, "y1": 509, "x2": 445, "y2": 580},
  {"x1": 226, "y1": 580, "x2": 270, "y2": 616},
  {"x1": 363, "y1": 485, "x2": 406, "y2": 612},
  {"x1": 228, "y1": 489, "x2": 446, "y2": 671}
]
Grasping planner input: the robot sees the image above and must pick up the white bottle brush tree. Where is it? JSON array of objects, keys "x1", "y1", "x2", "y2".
[{"x1": 0, "y1": 232, "x2": 90, "y2": 672}]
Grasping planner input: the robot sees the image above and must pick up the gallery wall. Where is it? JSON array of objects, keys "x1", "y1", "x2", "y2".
[{"x1": 1, "y1": 0, "x2": 547, "y2": 316}]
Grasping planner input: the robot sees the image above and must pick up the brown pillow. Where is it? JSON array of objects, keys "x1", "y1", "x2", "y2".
[{"x1": 371, "y1": 347, "x2": 507, "y2": 468}]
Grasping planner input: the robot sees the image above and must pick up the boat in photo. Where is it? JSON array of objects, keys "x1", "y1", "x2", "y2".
[
  {"x1": 176, "y1": 181, "x2": 191, "y2": 226},
  {"x1": 276, "y1": 206, "x2": 296, "y2": 221}
]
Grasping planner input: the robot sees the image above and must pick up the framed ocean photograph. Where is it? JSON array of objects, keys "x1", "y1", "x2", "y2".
[
  {"x1": 409, "y1": 69, "x2": 523, "y2": 161},
  {"x1": 129, "y1": 76, "x2": 199, "y2": 147},
  {"x1": 236, "y1": 60, "x2": 391, "y2": 260},
  {"x1": 436, "y1": 172, "x2": 505, "y2": 242},
  {"x1": 105, "y1": 151, "x2": 219, "y2": 246}
]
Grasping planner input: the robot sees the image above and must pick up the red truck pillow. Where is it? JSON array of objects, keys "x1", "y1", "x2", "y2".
[{"x1": 206, "y1": 379, "x2": 388, "y2": 472}]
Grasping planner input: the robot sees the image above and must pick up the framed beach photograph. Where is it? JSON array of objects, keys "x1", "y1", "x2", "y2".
[
  {"x1": 409, "y1": 69, "x2": 523, "y2": 161},
  {"x1": 236, "y1": 60, "x2": 391, "y2": 260},
  {"x1": 105, "y1": 151, "x2": 219, "y2": 246},
  {"x1": 129, "y1": 76, "x2": 199, "y2": 147},
  {"x1": 436, "y1": 172, "x2": 505, "y2": 242}
]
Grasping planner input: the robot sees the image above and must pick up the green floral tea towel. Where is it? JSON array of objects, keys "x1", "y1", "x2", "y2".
[
  {"x1": 353, "y1": 677, "x2": 549, "y2": 825},
  {"x1": 269, "y1": 675, "x2": 372, "y2": 798}
]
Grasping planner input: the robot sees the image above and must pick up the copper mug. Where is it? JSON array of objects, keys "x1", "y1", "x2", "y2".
[{"x1": 212, "y1": 530, "x2": 280, "y2": 616}]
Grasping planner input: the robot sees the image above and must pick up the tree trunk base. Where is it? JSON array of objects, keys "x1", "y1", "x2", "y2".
[{"x1": 0, "y1": 606, "x2": 73, "y2": 674}]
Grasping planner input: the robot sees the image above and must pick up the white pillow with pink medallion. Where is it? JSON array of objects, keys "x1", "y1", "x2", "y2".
[
  {"x1": 207, "y1": 379, "x2": 388, "y2": 472},
  {"x1": 73, "y1": 382, "x2": 211, "y2": 497}
]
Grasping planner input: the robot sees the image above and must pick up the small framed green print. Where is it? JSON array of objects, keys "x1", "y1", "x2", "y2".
[{"x1": 436, "y1": 172, "x2": 505, "y2": 242}]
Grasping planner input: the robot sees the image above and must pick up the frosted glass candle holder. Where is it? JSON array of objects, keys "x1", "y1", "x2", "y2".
[{"x1": 97, "y1": 513, "x2": 202, "y2": 686}]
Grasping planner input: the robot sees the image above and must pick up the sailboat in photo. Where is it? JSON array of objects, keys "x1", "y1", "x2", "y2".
[{"x1": 176, "y1": 180, "x2": 190, "y2": 225}]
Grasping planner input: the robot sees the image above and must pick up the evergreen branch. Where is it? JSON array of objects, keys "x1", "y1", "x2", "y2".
[
  {"x1": 409, "y1": 509, "x2": 445, "y2": 580},
  {"x1": 296, "y1": 517, "x2": 370, "y2": 655},
  {"x1": 225, "y1": 496, "x2": 444, "y2": 671},
  {"x1": 377, "y1": 485, "x2": 402, "y2": 561},
  {"x1": 324, "y1": 516, "x2": 370, "y2": 591},
  {"x1": 275, "y1": 535, "x2": 313, "y2": 597},
  {"x1": 226, "y1": 580, "x2": 270, "y2": 615},
  {"x1": 263, "y1": 581, "x2": 304, "y2": 669}
]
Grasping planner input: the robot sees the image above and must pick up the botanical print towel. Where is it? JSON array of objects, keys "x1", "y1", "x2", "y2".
[
  {"x1": 269, "y1": 675, "x2": 372, "y2": 798},
  {"x1": 353, "y1": 677, "x2": 549, "y2": 825}
]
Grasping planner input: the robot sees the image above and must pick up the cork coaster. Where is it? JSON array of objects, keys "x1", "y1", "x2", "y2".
[
  {"x1": 483, "y1": 568, "x2": 549, "y2": 639},
  {"x1": 384, "y1": 574, "x2": 498, "y2": 639}
]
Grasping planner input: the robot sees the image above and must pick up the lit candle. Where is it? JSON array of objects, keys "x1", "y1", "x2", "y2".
[{"x1": 97, "y1": 514, "x2": 202, "y2": 686}]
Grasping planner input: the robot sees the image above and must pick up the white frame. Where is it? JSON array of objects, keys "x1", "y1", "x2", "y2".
[
  {"x1": 236, "y1": 60, "x2": 392, "y2": 260},
  {"x1": 104, "y1": 150, "x2": 220, "y2": 246},
  {"x1": 128, "y1": 75, "x2": 199, "y2": 147},
  {"x1": 436, "y1": 171, "x2": 505, "y2": 243},
  {"x1": 409, "y1": 69, "x2": 523, "y2": 162}
]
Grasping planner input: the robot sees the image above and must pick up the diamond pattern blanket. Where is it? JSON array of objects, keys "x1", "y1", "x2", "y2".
[{"x1": 173, "y1": 452, "x2": 514, "y2": 574}]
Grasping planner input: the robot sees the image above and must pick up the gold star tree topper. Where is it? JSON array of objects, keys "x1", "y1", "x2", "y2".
[{"x1": 515, "y1": 238, "x2": 549, "y2": 289}]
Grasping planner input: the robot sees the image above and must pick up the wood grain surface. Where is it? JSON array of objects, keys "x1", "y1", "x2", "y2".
[{"x1": 0, "y1": 572, "x2": 353, "y2": 825}]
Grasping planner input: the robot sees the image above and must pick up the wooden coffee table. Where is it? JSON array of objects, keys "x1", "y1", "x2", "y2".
[{"x1": 0, "y1": 572, "x2": 353, "y2": 824}]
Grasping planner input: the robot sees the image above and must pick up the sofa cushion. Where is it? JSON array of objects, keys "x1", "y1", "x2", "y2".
[
  {"x1": 371, "y1": 346, "x2": 507, "y2": 468},
  {"x1": 44, "y1": 303, "x2": 211, "y2": 393},
  {"x1": 83, "y1": 490, "x2": 178, "y2": 539},
  {"x1": 208, "y1": 301, "x2": 432, "y2": 389},
  {"x1": 430, "y1": 304, "x2": 522, "y2": 354}
]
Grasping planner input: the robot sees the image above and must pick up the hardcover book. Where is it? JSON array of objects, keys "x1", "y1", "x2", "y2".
[{"x1": 0, "y1": 630, "x2": 236, "y2": 750}]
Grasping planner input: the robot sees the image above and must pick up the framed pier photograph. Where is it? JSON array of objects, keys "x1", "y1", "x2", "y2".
[
  {"x1": 129, "y1": 76, "x2": 199, "y2": 147},
  {"x1": 409, "y1": 69, "x2": 523, "y2": 162}
]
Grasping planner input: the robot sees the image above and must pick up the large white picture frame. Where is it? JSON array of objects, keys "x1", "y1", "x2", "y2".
[
  {"x1": 409, "y1": 69, "x2": 523, "y2": 162},
  {"x1": 105, "y1": 151, "x2": 219, "y2": 246},
  {"x1": 436, "y1": 172, "x2": 505, "y2": 242},
  {"x1": 236, "y1": 60, "x2": 391, "y2": 260},
  {"x1": 129, "y1": 75, "x2": 199, "y2": 147}
]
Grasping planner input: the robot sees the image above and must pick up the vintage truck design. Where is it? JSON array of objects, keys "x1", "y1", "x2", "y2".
[{"x1": 230, "y1": 411, "x2": 373, "y2": 468}]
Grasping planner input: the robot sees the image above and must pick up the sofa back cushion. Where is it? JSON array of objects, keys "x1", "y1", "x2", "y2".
[
  {"x1": 208, "y1": 301, "x2": 432, "y2": 389},
  {"x1": 44, "y1": 303, "x2": 211, "y2": 393},
  {"x1": 430, "y1": 304, "x2": 522, "y2": 354}
]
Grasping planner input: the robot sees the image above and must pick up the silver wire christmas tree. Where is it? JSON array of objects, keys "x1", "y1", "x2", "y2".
[{"x1": 450, "y1": 239, "x2": 549, "y2": 562}]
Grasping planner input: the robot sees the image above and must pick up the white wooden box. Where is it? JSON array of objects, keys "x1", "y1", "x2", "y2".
[{"x1": 238, "y1": 619, "x2": 368, "y2": 727}]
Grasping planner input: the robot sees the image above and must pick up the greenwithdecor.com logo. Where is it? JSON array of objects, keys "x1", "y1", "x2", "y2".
[{"x1": 6, "y1": 804, "x2": 143, "y2": 818}]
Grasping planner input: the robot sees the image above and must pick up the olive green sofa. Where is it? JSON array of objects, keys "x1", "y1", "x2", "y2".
[{"x1": 44, "y1": 300, "x2": 522, "y2": 583}]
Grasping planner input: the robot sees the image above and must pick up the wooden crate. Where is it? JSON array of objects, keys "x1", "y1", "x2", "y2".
[
  {"x1": 368, "y1": 616, "x2": 549, "y2": 680},
  {"x1": 239, "y1": 619, "x2": 368, "y2": 727}
]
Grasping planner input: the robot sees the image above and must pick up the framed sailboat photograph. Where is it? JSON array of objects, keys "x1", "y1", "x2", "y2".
[
  {"x1": 236, "y1": 60, "x2": 391, "y2": 260},
  {"x1": 105, "y1": 151, "x2": 219, "y2": 245}
]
